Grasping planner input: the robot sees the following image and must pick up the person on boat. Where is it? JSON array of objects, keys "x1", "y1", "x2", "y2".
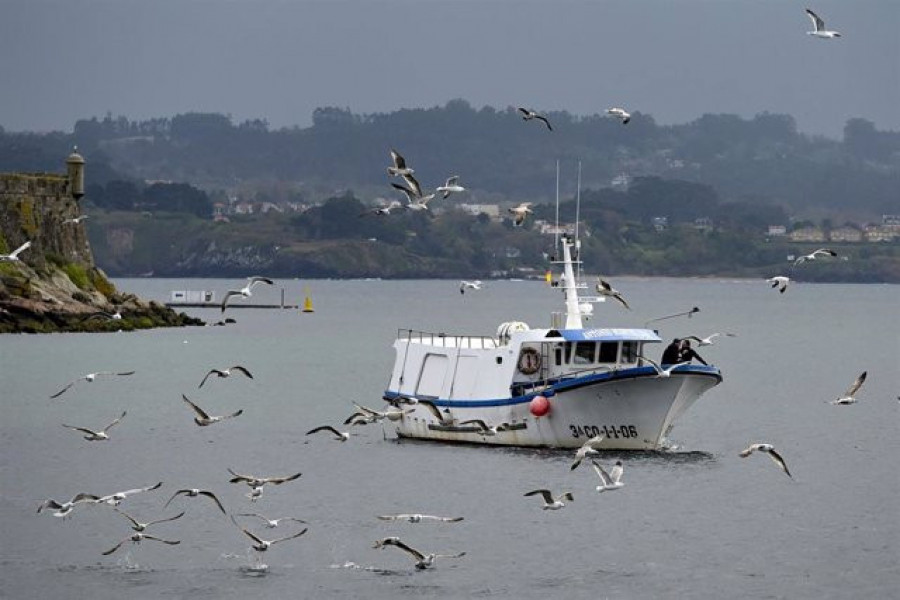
[
  {"x1": 661, "y1": 339, "x2": 682, "y2": 364},
  {"x1": 678, "y1": 340, "x2": 708, "y2": 366}
]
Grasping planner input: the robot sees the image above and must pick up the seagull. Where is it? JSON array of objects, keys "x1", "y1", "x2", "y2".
[
  {"x1": 739, "y1": 443, "x2": 792, "y2": 478},
  {"x1": 436, "y1": 176, "x2": 465, "y2": 199},
  {"x1": 0, "y1": 240, "x2": 31, "y2": 262},
  {"x1": 766, "y1": 276, "x2": 790, "y2": 294},
  {"x1": 524, "y1": 489, "x2": 574, "y2": 510},
  {"x1": 63, "y1": 215, "x2": 90, "y2": 225},
  {"x1": 830, "y1": 371, "x2": 867, "y2": 405},
  {"x1": 376, "y1": 514, "x2": 464, "y2": 523},
  {"x1": 164, "y1": 488, "x2": 227, "y2": 514},
  {"x1": 102, "y1": 532, "x2": 180, "y2": 556},
  {"x1": 596, "y1": 278, "x2": 630, "y2": 310},
  {"x1": 805, "y1": 8, "x2": 841, "y2": 38},
  {"x1": 794, "y1": 248, "x2": 837, "y2": 266},
  {"x1": 683, "y1": 333, "x2": 737, "y2": 347},
  {"x1": 93, "y1": 482, "x2": 163, "y2": 507},
  {"x1": 606, "y1": 107, "x2": 631, "y2": 124},
  {"x1": 227, "y1": 468, "x2": 302, "y2": 489},
  {"x1": 344, "y1": 402, "x2": 411, "y2": 424},
  {"x1": 182, "y1": 394, "x2": 243, "y2": 426},
  {"x1": 221, "y1": 276, "x2": 274, "y2": 312},
  {"x1": 641, "y1": 357, "x2": 687, "y2": 378},
  {"x1": 50, "y1": 371, "x2": 136, "y2": 399},
  {"x1": 235, "y1": 513, "x2": 307, "y2": 528},
  {"x1": 508, "y1": 202, "x2": 533, "y2": 226},
  {"x1": 359, "y1": 200, "x2": 404, "y2": 217},
  {"x1": 306, "y1": 425, "x2": 350, "y2": 441},
  {"x1": 231, "y1": 516, "x2": 308, "y2": 552},
  {"x1": 591, "y1": 459, "x2": 625, "y2": 492},
  {"x1": 459, "y1": 280, "x2": 482, "y2": 295},
  {"x1": 460, "y1": 419, "x2": 512, "y2": 436},
  {"x1": 246, "y1": 485, "x2": 265, "y2": 502},
  {"x1": 387, "y1": 149, "x2": 415, "y2": 177},
  {"x1": 37, "y1": 493, "x2": 99, "y2": 518},
  {"x1": 571, "y1": 434, "x2": 605, "y2": 471},
  {"x1": 391, "y1": 182, "x2": 435, "y2": 211},
  {"x1": 113, "y1": 509, "x2": 185, "y2": 532},
  {"x1": 517, "y1": 107, "x2": 552, "y2": 131},
  {"x1": 62, "y1": 411, "x2": 126, "y2": 441},
  {"x1": 198, "y1": 365, "x2": 253, "y2": 388},
  {"x1": 373, "y1": 537, "x2": 465, "y2": 569},
  {"x1": 385, "y1": 395, "x2": 420, "y2": 408},
  {"x1": 417, "y1": 399, "x2": 454, "y2": 425}
]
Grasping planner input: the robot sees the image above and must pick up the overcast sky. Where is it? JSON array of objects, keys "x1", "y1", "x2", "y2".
[{"x1": 1, "y1": 0, "x2": 897, "y2": 138}]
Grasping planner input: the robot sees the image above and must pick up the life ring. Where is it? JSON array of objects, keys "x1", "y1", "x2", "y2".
[{"x1": 517, "y1": 347, "x2": 541, "y2": 375}]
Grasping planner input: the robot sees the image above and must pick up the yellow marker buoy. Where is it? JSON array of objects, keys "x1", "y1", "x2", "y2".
[{"x1": 301, "y1": 286, "x2": 314, "y2": 313}]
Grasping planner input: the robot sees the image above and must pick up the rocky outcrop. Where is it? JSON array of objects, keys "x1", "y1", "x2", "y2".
[{"x1": 0, "y1": 168, "x2": 202, "y2": 333}]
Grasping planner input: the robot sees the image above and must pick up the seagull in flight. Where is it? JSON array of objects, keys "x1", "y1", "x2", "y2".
[
  {"x1": 683, "y1": 333, "x2": 736, "y2": 347},
  {"x1": 102, "y1": 532, "x2": 180, "y2": 556},
  {"x1": 373, "y1": 537, "x2": 465, "y2": 569},
  {"x1": 416, "y1": 399, "x2": 454, "y2": 425},
  {"x1": 524, "y1": 489, "x2": 574, "y2": 510},
  {"x1": 164, "y1": 488, "x2": 227, "y2": 514},
  {"x1": 606, "y1": 107, "x2": 631, "y2": 124},
  {"x1": 459, "y1": 280, "x2": 482, "y2": 295},
  {"x1": 50, "y1": 371, "x2": 136, "y2": 399},
  {"x1": 794, "y1": 248, "x2": 837, "y2": 266},
  {"x1": 596, "y1": 278, "x2": 630, "y2": 310},
  {"x1": 591, "y1": 459, "x2": 625, "y2": 492},
  {"x1": 830, "y1": 371, "x2": 867, "y2": 405},
  {"x1": 360, "y1": 200, "x2": 404, "y2": 217},
  {"x1": 739, "y1": 443, "x2": 792, "y2": 478},
  {"x1": 93, "y1": 482, "x2": 163, "y2": 507},
  {"x1": 391, "y1": 182, "x2": 435, "y2": 211},
  {"x1": 227, "y1": 468, "x2": 302, "y2": 489},
  {"x1": 344, "y1": 402, "x2": 412, "y2": 425},
  {"x1": 306, "y1": 425, "x2": 351, "y2": 441},
  {"x1": 571, "y1": 434, "x2": 605, "y2": 471},
  {"x1": 37, "y1": 493, "x2": 99, "y2": 518},
  {"x1": 198, "y1": 365, "x2": 253, "y2": 388},
  {"x1": 436, "y1": 176, "x2": 465, "y2": 199},
  {"x1": 517, "y1": 107, "x2": 552, "y2": 131},
  {"x1": 221, "y1": 276, "x2": 274, "y2": 312},
  {"x1": 182, "y1": 394, "x2": 243, "y2": 426},
  {"x1": 642, "y1": 357, "x2": 687, "y2": 378},
  {"x1": 387, "y1": 149, "x2": 415, "y2": 177},
  {"x1": 231, "y1": 516, "x2": 308, "y2": 552},
  {"x1": 508, "y1": 202, "x2": 533, "y2": 226},
  {"x1": 805, "y1": 8, "x2": 841, "y2": 38},
  {"x1": 235, "y1": 513, "x2": 307, "y2": 528},
  {"x1": 377, "y1": 514, "x2": 464, "y2": 523},
  {"x1": 766, "y1": 276, "x2": 790, "y2": 294},
  {"x1": 62, "y1": 411, "x2": 126, "y2": 441},
  {"x1": 63, "y1": 215, "x2": 90, "y2": 225},
  {"x1": 0, "y1": 240, "x2": 31, "y2": 262},
  {"x1": 114, "y1": 509, "x2": 185, "y2": 532},
  {"x1": 460, "y1": 419, "x2": 512, "y2": 436}
]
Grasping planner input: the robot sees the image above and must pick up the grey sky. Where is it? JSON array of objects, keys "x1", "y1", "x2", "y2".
[{"x1": 1, "y1": 0, "x2": 897, "y2": 138}]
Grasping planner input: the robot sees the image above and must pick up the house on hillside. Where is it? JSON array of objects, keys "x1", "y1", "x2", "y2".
[
  {"x1": 790, "y1": 227, "x2": 825, "y2": 242},
  {"x1": 767, "y1": 225, "x2": 787, "y2": 237},
  {"x1": 829, "y1": 226, "x2": 862, "y2": 243}
]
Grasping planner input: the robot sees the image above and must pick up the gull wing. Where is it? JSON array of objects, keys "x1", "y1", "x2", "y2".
[
  {"x1": 534, "y1": 115, "x2": 552, "y2": 130},
  {"x1": 62, "y1": 424, "x2": 100, "y2": 436},
  {"x1": 182, "y1": 395, "x2": 210, "y2": 420},
  {"x1": 387, "y1": 539, "x2": 426, "y2": 562},
  {"x1": 445, "y1": 176, "x2": 458, "y2": 186},
  {"x1": 142, "y1": 534, "x2": 180, "y2": 545},
  {"x1": 609, "y1": 462, "x2": 624, "y2": 484},
  {"x1": 766, "y1": 449, "x2": 792, "y2": 478},
  {"x1": 146, "y1": 511, "x2": 185, "y2": 526},
  {"x1": 199, "y1": 369, "x2": 224, "y2": 388},
  {"x1": 612, "y1": 293, "x2": 630, "y2": 310},
  {"x1": 229, "y1": 365, "x2": 253, "y2": 379},
  {"x1": 391, "y1": 182, "x2": 416, "y2": 202},
  {"x1": 402, "y1": 173, "x2": 423, "y2": 198},
  {"x1": 199, "y1": 490, "x2": 227, "y2": 514},
  {"x1": 418, "y1": 399, "x2": 446, "y2": 421},
  {"x1": 102, "y1": 538, "x2": 129, "y2": 555},
  {"x1": 37, "y1": 499, "x2": 64, "y2": 513},
  {"x1": 221, "y1": 290, "x2": 242, "y2": 312},
  {"x1": 227, "y1": 468, "x2": 254, "y2": 484},
  {"x1": 238, "y1": 526, "x2": 266, "y2": 546},
  {"x1": 102, "y1": 411, "x2": 127, "y2": 433},
  {"x1": 247, "y1": 276, "x2": 274, "y2": 289},
  {"x1": 271, "y1": 528, "x2": 308, "y2": 545},
  {"x1": 390, "y1": 149, "x2": 407, "y2": 169},
  {"x1": 267, "y1": 472, "x2": 302, "y2": 485},
  {"x1": 306, "y1": 425, "x2": 343, "y2": 437},
  {"x1": 113, "y1": 508, "x2": 142, "y2": 528},
  {"x1": 805, "y1": 8, "x2": 825, "y2": 31},
  {"x1": 524, "y1": 489, "x2": 554, "y2": 504},
  {"x1": 844, "y1": 371, "x2": 867, "y2": 398},
  {"x1": 591, "y1": 460, "x2": 614, "y2": 486},
  {"x1": 50, "y1": 380, "x2": 77, "y2": 399}
]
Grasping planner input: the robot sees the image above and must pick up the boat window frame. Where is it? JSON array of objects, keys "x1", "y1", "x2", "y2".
[
  {"x1": 598, "y1": 341, "x2": 619, "y2": 363},
  {"x1": 620, "y1": 341, "x2": 639, "y2": 364},
  {"x1": 572, "y1": 341, "x2": 597, "y2": 365}
]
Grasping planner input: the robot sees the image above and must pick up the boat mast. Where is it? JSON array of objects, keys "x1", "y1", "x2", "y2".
[{"x1": 560, "y1": 236, "x2": 582, "y2": 329}]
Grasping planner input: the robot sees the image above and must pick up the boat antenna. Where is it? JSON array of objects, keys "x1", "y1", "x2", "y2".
[
  {"x1": 643, "y1": 306, "x2": 701, "y2": 328},
  {"x1": 575, "y1": 160, "x2": 582, "y2": 280},
  {"x1": 554, "y1": 159, "x2": 560, "y2": 254}
]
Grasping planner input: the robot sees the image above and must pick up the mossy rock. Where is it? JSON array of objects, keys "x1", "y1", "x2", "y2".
[
  {"x1": 89, "y1": 268, "x2": 116, "y2": 297},
  {"x1": 63, "y1": 263, "x2": 90, "y2": 290}
]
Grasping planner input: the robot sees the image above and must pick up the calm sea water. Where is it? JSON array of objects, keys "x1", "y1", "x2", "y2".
[{"x1": 1, "y1": 278, "x2": 898, "y2": 599}]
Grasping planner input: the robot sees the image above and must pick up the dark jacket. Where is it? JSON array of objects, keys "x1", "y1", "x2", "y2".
[
  {"x1": 661, "y1": 341, "x2": 681, "y2": 364},
  {"x1": 679, "y1": 347, "x2": 708, "y2": 366}
]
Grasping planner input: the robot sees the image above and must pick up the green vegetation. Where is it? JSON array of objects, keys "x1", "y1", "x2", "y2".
[{"x1": 62, "y1": 263, "x2": 90, "y2": 290}]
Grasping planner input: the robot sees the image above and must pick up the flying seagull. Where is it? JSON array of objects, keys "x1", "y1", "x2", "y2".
[
  {"x1": 235, "y1": 513, "x2": 307, "y2": 528},
  {"x1": 221, "y1": 276, "x2": 274, "y2": 312},
  {"x1": 387, "y1": 149, "x2": 415, "y2": 177},
  {"x1": 596, "y1": 278, "x2": 630, "y2": 310},
  {"x1": 231, "y1": 516, "x2": 308, "y2": 552},
  {"x1": 436, "y1": 176, "x2": 465, "y2": 199},
  {"x1": 37, "y1": 493, "x2": 99, "y2": 518},
  {"x1": 63, "y1": 215, "x2": 90, "y2": 225},
  {"x1": 94, "y1": 482, "x2": 163, "y2": 507},
  {"x1": 571, "y1": 434, "x2": 605, "y2": 471},
  {"x1": 641, "y1": 357, "x2": 687, "y2": 378},
  {"x1": 517, "y1": 107, "x2": 552, "y2": 131},
  {"x1": 739, "y1": 443, "x2": 792, "y2": 478},
  {"x1": 508, "y1": 202, "x2": 533, "y2": 226},
  {"x1": 459, "y1": 280, "x2": 483, "y2": 295},
  {"x1": 794, "y1": 248, "x2": 837, "y2": 266},
  {"x1": 391, "y1": 181, "x2": 435, "y2": 211},
  {"x1": 0, "y1": 240, "x2": 31, "y2": 262},
  {"x1": 460, "y1": 419, "x2": 513, "y2": 436},
  {"x1": 524, "y1": 489, "x2": 574, "y2": 510},
  {"x1": 830, "y1": 371, "x2": 867, "y2": 405},
  {"x1": 50, "y1": 371, "x2": 136, "y2": 399},
  {"x1": 683, "y1": 333, "x2": 737, "y2": 347},
  {"x1": 164, "y1": 488, "x2": 227, "y2": 514},
  {"x1": 344, "y1": 401, "x2": 411, "y2": 424},
  {"x1": 182, "y1": 394, "x2": 243, "y2": 426},
  {"x1": 606, "y1": 107, "x2": 631, "y2": 124},
  {"x1": 227, "y1": 468, "x2": 302, "y2": 489},
  {"x1": 416, "y1": 399, "x2": 454, "y2": 425},
  {"x1": 62, "y1": 411, "x2": 127, "y2": 441},
  {"x1": 376, "y1": 514, "x2": 464, "y2": 523},
  {"x1": 102, "y1": 532, "x2": 180, "y2": 556},
  {"x1": 306, "y1": 425, "x2": 350, "y2": 441},
  {"x1": 114, "y1": 509, "x2": 185, "y2": 532},
  {"x1": 373, "y1": 537, "x2": 465, "y2": 569},
  {"x1": 805, "y1": 8, "x2": 841, "y2": 38},
  {"x1": 360, "y1": 200, "x2": 404, "y2": 217},
  {"x1": 198, "y1": 365, "x2": 253, "y2": 388},
  {"x1": 766, "y1": 276, "x2": 790, "y2": 294},
  {"x1": 591, "y1": 459, "x2": 625, "y2": 492}
]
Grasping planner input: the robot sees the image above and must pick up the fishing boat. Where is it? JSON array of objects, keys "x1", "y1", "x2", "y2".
[{"x1": 382, "y1": 234, "x2": 722, "y2": 450}]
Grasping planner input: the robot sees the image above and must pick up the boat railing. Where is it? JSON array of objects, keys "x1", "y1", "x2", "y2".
[{"x1": 396, "y1": 328, "x2": 500, "y2": 349}]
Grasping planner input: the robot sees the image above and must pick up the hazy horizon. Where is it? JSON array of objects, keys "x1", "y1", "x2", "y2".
[{"x1": 2, "y1": 0, "x2": 898, "y2": 138}]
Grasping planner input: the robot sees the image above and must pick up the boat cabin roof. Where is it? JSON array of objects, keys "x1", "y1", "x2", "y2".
[{"x1": 539, "y1": 328, "x2": 662, "y2": 343}]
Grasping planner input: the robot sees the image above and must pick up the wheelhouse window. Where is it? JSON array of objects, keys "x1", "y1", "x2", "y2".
[
  {"x1": 598, "y1": 342, "x2": 619, "y2": 363},
  {"x1": 573, "y1": 342, "x2": 596, "y2": 365},
  {"x1": 621, "y1": 341, "x2": 639, "y2": 364}
]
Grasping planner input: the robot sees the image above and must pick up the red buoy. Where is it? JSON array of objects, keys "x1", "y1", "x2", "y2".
[{"x1": 529, "y1": 395, "x2": 551, "y2": 417}]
